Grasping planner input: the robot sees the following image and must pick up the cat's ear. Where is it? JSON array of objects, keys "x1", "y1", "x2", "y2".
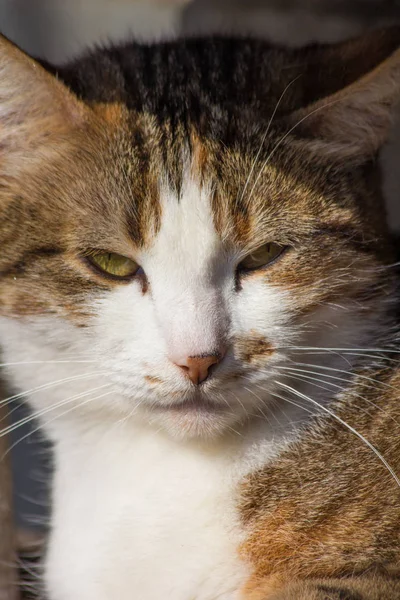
[
  {"x1": 0, "y1": 34, "x2": 86, "y2": 153},
  {"x1": 287, "y1": 28, "x2": 400, "y2": 163}
]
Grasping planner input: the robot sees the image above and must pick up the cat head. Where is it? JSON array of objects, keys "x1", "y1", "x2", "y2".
[{"x1": 0, "y1": 30, "x2": 399, "y2": 440}]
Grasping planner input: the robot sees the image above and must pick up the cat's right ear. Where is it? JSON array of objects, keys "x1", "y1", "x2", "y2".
[{"x1": 0, "y1": 34, "x2": 87, "y2": 156}]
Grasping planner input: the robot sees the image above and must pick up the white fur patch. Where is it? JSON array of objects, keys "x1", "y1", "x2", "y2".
[
  {"x1": 142, "y1": 176, "x2": 229, "y2": 362},
  {"x1": 46, "y1": 425, "x2": 248, "y2": 600}
]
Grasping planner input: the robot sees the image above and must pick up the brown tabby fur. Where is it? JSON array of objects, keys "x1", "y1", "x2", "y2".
[
  {"x1": 241, "y1": 368, "x2": 400, "y2": 598},
  {"x1": 0, "y1": 26, "x2": 400, "y2": 599}
]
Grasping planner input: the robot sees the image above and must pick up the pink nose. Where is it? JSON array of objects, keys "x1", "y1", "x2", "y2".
[{"x1": 174, "y1": 353, "x2": 222, "y2": 385}]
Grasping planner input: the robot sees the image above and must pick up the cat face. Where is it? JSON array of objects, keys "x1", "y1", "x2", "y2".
[
  {"x1": 84, "y1": 165, "x2": 376, "y2": 439},
  {"x1": 0, "y1": 31, "x2": 399, "y2": 439}
]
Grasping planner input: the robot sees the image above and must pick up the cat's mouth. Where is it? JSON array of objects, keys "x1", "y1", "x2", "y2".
[
  {"x1": 141, "y1": 383, "x2": 248, "y2": 437},
  {"x1": 151, "y1": 395, "x2": 223, "y2": 415},
  {"x1": 146, "y1": 392, "x2": 236, "y2": 438}
]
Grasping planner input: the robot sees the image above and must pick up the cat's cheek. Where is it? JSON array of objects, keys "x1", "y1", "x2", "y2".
[
  {"x1": 90, "y1": 285, "x2": 175, "y2": 397},
  {"x1": 231, "y1": 276, "x2": 295, "y2": 353}
]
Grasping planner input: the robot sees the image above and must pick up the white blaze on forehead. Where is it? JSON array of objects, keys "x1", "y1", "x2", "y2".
[
  {"x1": 140, "y1": 171, "x2": 230, "y2": 361},
  {"x1": 152, "y1": 175, "x2": 221, "y2": 276}
]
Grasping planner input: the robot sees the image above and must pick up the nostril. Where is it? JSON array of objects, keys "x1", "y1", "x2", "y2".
[
  {"x1": 178, "y1": 364, "x2": 190, "y2": 377},
  {"x1": 174, "y1": 353, "x2": 223, "y2": 385}
]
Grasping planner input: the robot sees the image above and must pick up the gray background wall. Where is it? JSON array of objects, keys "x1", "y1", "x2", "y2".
[{"x1": 0, "y1": 0, "x2": 399, "y2": 538}]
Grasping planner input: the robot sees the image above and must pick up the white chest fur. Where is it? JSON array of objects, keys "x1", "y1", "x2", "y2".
[{"x1": 45, "y1": 423, "x2": 250, "y2": 600}]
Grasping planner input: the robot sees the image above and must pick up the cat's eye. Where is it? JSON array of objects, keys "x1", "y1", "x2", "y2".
[
  {"x1": 87, "y1": 252, "x2": 140, "y2": 279},
  {"x1": 239, "y1": 243, "x2": 284, "y2": 271}
]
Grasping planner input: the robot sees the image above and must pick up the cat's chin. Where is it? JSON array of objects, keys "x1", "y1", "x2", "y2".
[{"x1": 145, "y1": 396, "x2": 245, "y2": 440}]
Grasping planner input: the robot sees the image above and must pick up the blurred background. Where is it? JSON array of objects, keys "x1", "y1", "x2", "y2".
[{"x1": 0, "y1": 0, "x2": 399, "y2": 550}]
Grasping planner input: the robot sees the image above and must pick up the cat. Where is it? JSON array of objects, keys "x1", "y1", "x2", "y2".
[{"x1": 0, "y1": 25, "x2": 400, "y2": 600}]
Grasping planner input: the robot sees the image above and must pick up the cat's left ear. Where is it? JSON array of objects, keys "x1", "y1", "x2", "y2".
[{"x1": 287, "y1": 28, "x2": 400, "y2": 164}]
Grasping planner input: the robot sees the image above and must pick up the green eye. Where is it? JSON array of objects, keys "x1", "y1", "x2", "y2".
[
  {"x1": 87, "y1": 252, "x2": 140, "y2": 279},
  {"x1": 239, "y1": 243, "x2": 284, "y2": 271}
]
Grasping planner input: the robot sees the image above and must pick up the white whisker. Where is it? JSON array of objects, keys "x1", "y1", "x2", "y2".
[
  {"x1": 5, "y1": 389, "x2": 114, "y2": 456},
  {"x1": 246, "y1": 96, "x2": 343, "y2": 204},
  {"x1": 237, "y1": 75, "x2": 300, "y2": 207},
  {"x1": 277, "y1": 345, "x2": 400, "y2": 354},
  {"x1": 279, "y1": 362, "x2": 398, "y2": 392},
  {"x1": 280, "y1": 368, "x2": 400, "y2": 427},
  {"x1": 0, "y1": 371, "x2": 107, "y2": 409},
  {"x1": 252, "y1": 382, "x2": 315, "y2": 417},
  {"x1": 0, "y1": 359, "x2": 96, "y2": 368},
  {"x1": 242, "y1": 385, "x2": 280, "y2": 427},
  {"x1": 0, "y1": 383, "x2": 112, "y2": 439},
  {"x1": 276, "y1": 381, "x2": 400, "y2": 489}
]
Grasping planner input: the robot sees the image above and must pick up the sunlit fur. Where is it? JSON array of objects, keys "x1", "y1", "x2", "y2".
[{"x1": 0, "y1": 29, "x2": 400, "y2": 600}]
